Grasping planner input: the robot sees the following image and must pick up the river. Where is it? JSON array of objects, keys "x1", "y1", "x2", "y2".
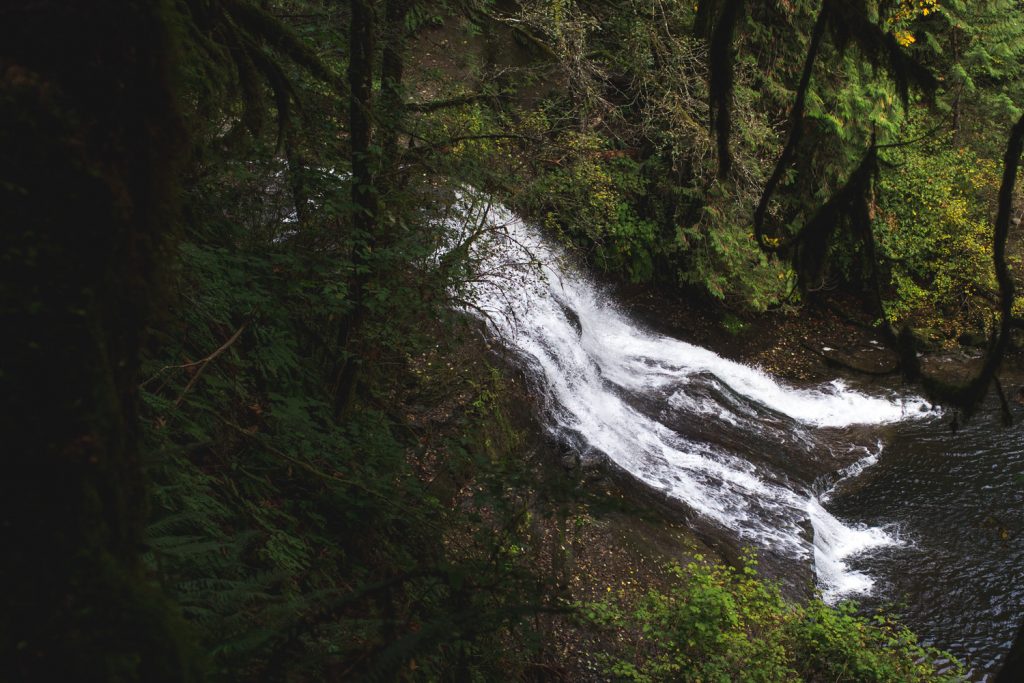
[
  {"x1": 453, "y1": 198, "x2": 1024, "y2": 680},
  {"x1": 824, "y1": 392, "x2": 1024, "y2": 680}
]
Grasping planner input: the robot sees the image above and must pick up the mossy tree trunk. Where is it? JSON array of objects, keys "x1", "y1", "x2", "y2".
[
  {"x1": 335, "y1": 0, "x2": 410, "y2": 419},
  {"x1": 0, "y1": 2, "x2": 199, "y2": 680},
  {"x1": 334, "y1": 0, "x2": 378, "y2": 419}
]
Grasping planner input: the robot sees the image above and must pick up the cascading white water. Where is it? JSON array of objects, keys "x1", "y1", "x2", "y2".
[{"x1": 450, "y1": 197, "x2": 931, "y2": 602}]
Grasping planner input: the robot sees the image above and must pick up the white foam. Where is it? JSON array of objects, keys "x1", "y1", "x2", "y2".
[
  {"x1": 449, "y1": 196, "x2": 925, "y2": 604},
  {"x1": 820, "y1": 443, "x2": 883, "y2": 504},
  {"x1": 809, "y1": 499, "x2": 898, "y2": 602}
]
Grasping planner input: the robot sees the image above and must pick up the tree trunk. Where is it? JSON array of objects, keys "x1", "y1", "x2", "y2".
[
  {"x1": 0, "y1": 2, "x2": 199, "y2": 680},
  {"x1": 335, "y1": 0, "x2": 411, "y2": 420},
  {"x1": 380, "y1": 0, "x2": 411, "y2": 176},
  {"x1": 335, "y1": 0, "x2": 378, "y2": 419}
]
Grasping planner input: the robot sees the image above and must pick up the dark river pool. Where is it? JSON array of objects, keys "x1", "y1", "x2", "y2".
[{"x1": 826, "y1": 391, "x2": 1024, "y2": 680}]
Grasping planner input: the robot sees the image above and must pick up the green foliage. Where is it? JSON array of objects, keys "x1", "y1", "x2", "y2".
[
  {"x1": 673, "y1": 180, "x2": 793, "y2": 310},
  {"x1": 13, "y1": 0, "x2": 1024, "y2": 679},
  {"x1": 918, "y1": 0, "x2": 1024, "y2": 153},
  {"x1": 138, "y1": 104, "x2": 550, "y2": 678},
  {"x1": 579, "y1": 553, "x2": 964, "y2": 682},
  {"x1": 526, "y1": 132, "x2": 658, "y2": 282},
  {"x1": 141, "y1": 224, "x2": 546, "y2": 679},
  {"x1": 514, "y1": 0, "x2": 793, "y2": 309},
  {"x1": 876, "y1": 118, "x2": 1000, "y2": 334},
  {"x1": 41, "y1": 0, "x2": 1021, "y2": 678}
]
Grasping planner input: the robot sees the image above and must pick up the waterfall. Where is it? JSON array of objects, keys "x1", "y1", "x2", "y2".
[{"x1": 451, "y1": 197, "x2": 931, "y2": 602}]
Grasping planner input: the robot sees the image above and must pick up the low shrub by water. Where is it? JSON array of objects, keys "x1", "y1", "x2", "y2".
[{"x1": 579, "y1": 553, "x2": 963, "y2": 682}]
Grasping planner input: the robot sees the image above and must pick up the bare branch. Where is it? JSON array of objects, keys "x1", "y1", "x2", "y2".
[{"x1": 162, "y1": 322, "x2": 248, "y2": 407}]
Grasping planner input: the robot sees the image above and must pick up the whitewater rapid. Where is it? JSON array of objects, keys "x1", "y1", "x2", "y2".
[{"x1": 451, "y1": 198, "x2": 931, "y2": 602}]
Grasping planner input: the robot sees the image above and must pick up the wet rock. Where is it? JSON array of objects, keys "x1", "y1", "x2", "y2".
[
  {"x1": 959, "y1": 330, "x2": 988, "y2": 348},
  {"x1": 557, "y1": 299, "x2": 583, "y2": 337},
  {"x1": 909, "y1": 326, "x2": 941, "y2": 351},
  {"x1": 819, "y1": 346, "x2": 898, "y2": 376}
]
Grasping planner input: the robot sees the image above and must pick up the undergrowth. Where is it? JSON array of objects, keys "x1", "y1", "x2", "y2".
[{"x1": 579, "y1": 553, "x2": 964, "y2": 682}]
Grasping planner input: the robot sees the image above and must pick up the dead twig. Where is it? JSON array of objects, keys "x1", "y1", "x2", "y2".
[{"x1": 146, "y1": 321, "x2": 249, "y2": 406}]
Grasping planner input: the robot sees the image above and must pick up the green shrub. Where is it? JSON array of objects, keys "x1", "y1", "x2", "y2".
[
  {"x1": 876, "y1": 119, "x2": 1001, "y2": 336},
  {"x1": 525, "y1": 131, "x2": 659, "y2": 283},
  {"x1": 578, "y1": 553, "x2": 963, "y2": 682}
]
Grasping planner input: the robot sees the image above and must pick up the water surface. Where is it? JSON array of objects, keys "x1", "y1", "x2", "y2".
[{"x1": 826, "y1": 395, "x2": 1024, "y2": 679}]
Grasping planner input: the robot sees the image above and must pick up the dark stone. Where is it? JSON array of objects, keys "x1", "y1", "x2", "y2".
[{"x1": 959, "y1": 331, "x2": 988, "y2": 348}]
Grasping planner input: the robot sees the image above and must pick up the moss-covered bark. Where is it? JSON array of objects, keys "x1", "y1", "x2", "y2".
[{"x1": 0, "y1": 2, "x2": 199, "y2": 680}]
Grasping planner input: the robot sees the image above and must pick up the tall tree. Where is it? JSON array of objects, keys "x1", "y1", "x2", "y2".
[
  {"x1": 0, "y1": 2, "x2": 199, "y2": 680},
  {"x1": 335, "y1": 0, "x2": 412, "y2": 418},
  {"x1": 334, "y1": 0, "x2": 378, "y2": 417}
]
